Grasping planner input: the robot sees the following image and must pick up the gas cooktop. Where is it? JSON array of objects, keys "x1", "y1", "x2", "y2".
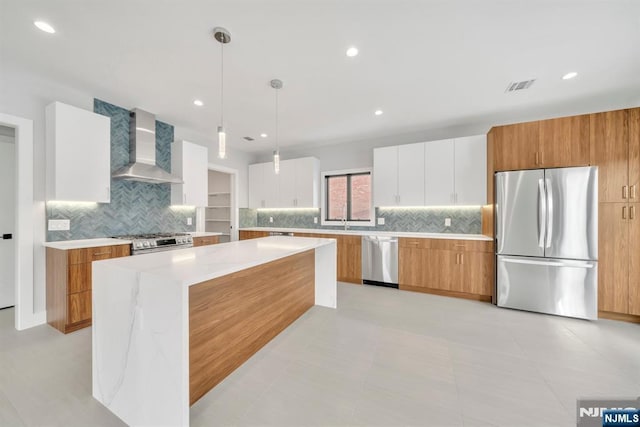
[{"x1": 113, "y1": 232, "x2": 193, "y2": 255}]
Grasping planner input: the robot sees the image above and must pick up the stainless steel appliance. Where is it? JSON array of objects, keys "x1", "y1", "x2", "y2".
[
  {"x1": 495, "y1": 166, "x2": 598, "y2": 320},
  {"x1": 111, "y1": 109, "x2": 183, "y2": 184},
  {"x1": 362, "y1": 235, "x2": 398, "y2": 288},
  {"x1": 114, "y1": 232, "x2": 193, "y2": 255},
  {"x1": 269, "y1": 231, "x2": 294, "y2": 236}
]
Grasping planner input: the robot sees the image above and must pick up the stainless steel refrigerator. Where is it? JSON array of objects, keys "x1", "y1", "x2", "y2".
[{"x1": 495, "y1": 166, "x2": 598, "y2": 320}]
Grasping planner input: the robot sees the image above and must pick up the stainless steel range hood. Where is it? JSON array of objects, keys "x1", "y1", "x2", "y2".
[{"x1": 112, "y1": 108, "x2": 183, "y2": 184}]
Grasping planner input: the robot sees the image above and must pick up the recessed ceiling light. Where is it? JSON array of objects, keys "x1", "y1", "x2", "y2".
[
  {"x1": 374, "y1": 110, "x2": 383, "y2": 116},
  {"x1": 260, "y1": 133, "x2": 268, "y2": 138},
  {"x1": 562, "y1": 72, "x2": 578, "y2": 80},
  {"x1": 193, "y1": 99, "x2": 204, "y2": 106},
  {"x1": 346, "y1": 47, "x2": 359, "y2": 57},
  {"x1": 34, "y1": 21, "x2": 55, "y2": 34}
]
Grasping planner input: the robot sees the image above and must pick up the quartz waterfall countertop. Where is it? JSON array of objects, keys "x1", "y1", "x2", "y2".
[
  {"x1": 239, "y1": 227, "x2": 493, "y2": 241},
  {"x1": 92, "y1": 236, "x2": 336, "y2": 287},
  {"x1": 43, "y1": 238, "x2": 132, "y2": 250}
]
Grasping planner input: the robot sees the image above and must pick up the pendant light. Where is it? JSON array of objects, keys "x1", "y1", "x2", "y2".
[
  {"x1": 213, "y1": 27, "x2": 231, "y2": 159},
  {"x1": 270, "y1": 79, "x2": 283, "y2": 174}
]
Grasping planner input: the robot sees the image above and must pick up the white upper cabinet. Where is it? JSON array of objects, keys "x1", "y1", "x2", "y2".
[
  {"x1": 373, "y1": 146, "x2": 398, "y2": 206},
  {"x1": 46, "y1": 101, "x2": 111, "y2": 202},
  {"x1": 425, "y1": 139, "x2": 455, "y2": 205},
  {"x1": 292, "y1": 157, "x2": 320, "y2": 208},
  {"x1": 375, "y1": 135, "x2": 487, "y2": 207},
  {"x1": 278, "y1": 159, "x2": 296, "y2": 207},
  {"x1": 454, "y1": 135, "x2": 486, "y2": 205},
  {"x1": 374, "y1": 143, "x2": 424, "y2": 207},
  {"x1": 171, "y1": 140, "x2": 208, "y2": 207},
  {"x1": 398, "y1": 143, "x2": 425, "y2": 206},
  {"x1": 249, "y1": 157, "x2": 319, "y2": 209},
  {"x1": 248, "y1": 162, "x2": 279, "y2": 208}
]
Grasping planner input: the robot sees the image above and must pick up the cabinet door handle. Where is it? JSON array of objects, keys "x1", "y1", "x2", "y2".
[
  {"x1": 183, "y1": 194, "x2": 187, "y2": 204},
  {"x1": 455, "y1": 253, "x2": 460, "y2": 264},
  {"x1": 535, "y1": 152, "x2": 539, "y2": 165},
  {"x1": 93, "y1": 251, "x2": 111, "y2": 257},
  {"x1": 631, "y1": 206, "x2": 636, "y2": 220},
  {"x1": 540, "y1": 151, "x2": 544, "y2": 165},
  {"x1": 631, "y1": 185, "x2": 637, "y2": 199},
  {"x1": 623, "y1": 206, "x2": 627, "y2": 219},
  {"x1": 623, "y1": 185, "x2": 629, "y2": 199},
  {"x1": 460, "y1": 253, "x2": 464, "y2": 265}
]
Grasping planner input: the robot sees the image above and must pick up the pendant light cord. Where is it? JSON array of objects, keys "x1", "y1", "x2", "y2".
[{"x1": 220, "y1": 41, "x2": 224, "y2": 126}]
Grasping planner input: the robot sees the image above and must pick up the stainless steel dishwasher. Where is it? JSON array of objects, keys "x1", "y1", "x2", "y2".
[{"x1": 362, "y1": 236, "x2": 399, "y2": 288}]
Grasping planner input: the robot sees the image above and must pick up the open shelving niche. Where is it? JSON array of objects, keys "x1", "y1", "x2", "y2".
[{"x1": 206, "y1": 171, "x2": 232, "y2": 243}]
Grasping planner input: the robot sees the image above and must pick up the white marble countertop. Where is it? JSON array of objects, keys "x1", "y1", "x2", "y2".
[
  {"x1": 189, "y1": 232, "x2": 223, "y2": 238},
  {"x1": 43, "y1": 238, "x2": 132, "y2": 250},
  {"x1": 239, "y1": 227, "x2": 493, "y2": 241},
  {"x1": 94, "y1": 236, "x2": 336, "y2": 286}
]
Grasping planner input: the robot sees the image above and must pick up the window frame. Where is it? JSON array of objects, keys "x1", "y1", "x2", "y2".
[{"x1": 321, "y1": 168, "x2": 374, "y2": 227}]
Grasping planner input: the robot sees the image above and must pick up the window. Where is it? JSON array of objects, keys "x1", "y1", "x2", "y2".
[{"x1": 322, "y1": 169, "x2": 373, "y2": 225}]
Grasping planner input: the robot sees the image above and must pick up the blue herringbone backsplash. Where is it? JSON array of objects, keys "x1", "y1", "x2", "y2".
[
  {"x1": 240, "y1": 206, "x2": 482, "y2": 234},
  {"x1": 46, "y1": 99, "x2": 195, "y2": 241}
]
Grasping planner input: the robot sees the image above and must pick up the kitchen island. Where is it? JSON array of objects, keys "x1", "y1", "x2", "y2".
[{"x1": 92, "y1": 236, "x2": 337, "y2": 427}]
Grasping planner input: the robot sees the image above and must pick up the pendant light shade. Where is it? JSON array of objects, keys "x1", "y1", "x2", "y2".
[
  {"x1": 217, "y1": 126, "x2": 226, "y2": 159},
  {"x1": 214, "y1": 27, "x2": 231, "y2": 159},
  {"x1": 270, "y1": 79, "x2": 283, "y2": 174}
]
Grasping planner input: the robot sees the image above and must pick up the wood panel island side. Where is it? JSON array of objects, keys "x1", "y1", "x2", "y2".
[{"x1": 91, "y1": 236, "x2": 337, "y2": 427}]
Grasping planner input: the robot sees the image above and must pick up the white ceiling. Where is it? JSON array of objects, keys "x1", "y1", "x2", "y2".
[{"x1": 2, "y1": 0, "x2": 640, "y2": 154}]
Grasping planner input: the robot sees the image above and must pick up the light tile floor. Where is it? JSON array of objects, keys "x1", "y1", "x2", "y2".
[{"x1": 1, "y1": 283, "x2": 639, "y2": 426}]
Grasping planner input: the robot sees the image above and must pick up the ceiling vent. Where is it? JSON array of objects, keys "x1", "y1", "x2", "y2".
[
  {"x1": 505, "y1": 79, "x2": 536, "y2": 92},
  {"x1": 243, "y1": 136, "x2": 255, "y2": 142}
]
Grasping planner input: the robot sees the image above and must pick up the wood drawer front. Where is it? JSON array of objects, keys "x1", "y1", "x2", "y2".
[
  {"x1": 429, "y1": 239, "x2": 494, "y2": 253},
  {"x1": 193, "y1": 236, "x2": 219, "y2": 247},
  {"x1": 399, "y1": 238, "x2": 431, "y2": 249},
  {"x1": 68, "y1": 244, "x2": 130, "y2": 264},
  {"x1": 68, "y1": 290, "x2": 91, "y2": 324}
]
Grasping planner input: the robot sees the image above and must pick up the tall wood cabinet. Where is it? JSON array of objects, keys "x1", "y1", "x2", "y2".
[
  {"x1": 593, "y1": 108, "x2": 640, "y2": 317},
  {"x1": 47, "y1": 244, "x2": 130, "y2": 333}
]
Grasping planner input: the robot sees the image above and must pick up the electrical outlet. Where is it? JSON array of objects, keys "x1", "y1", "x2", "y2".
[
  {"x1": 269, "y1": 216, "x2": 274, "y2": 223},
  {"x1": 445, "y1": 218, "x2": 451, "y2": 227},
  {"x1": 187, "y1": 217, "x2": 192, "y2": 225},
  {"x1": 377, "y1": 217, "x2": 385, "y2": 225},
  {"x1": 313, "y1": 217, "x2": 318, "y2": 224},
  {"x1": 48, "y1": 219, "x2": 70, "y2": 231}
]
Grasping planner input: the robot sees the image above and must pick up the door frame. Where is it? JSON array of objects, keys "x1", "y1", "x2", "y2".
[
  {"x1": 206, "y1": 163, "x2": 239, "y2": 241},
  {"x1": 0, "y1": 113, "x2": 39, "y2": 330}
]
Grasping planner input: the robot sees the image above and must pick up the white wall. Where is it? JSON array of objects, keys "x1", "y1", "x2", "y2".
[{"x1": 0, "y1": 64, "x2": 253, "y2": 316}]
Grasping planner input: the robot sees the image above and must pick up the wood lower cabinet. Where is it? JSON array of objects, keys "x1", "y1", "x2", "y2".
[
  {"x1": 46, "y1": 244, "x2": 130, "y2": 333},
  {"x1": 399, "y1": 238, "x2": 493, "y2": 301},
  {"x1": 239, "y1": 230, "x2": 270, "y2": 240},
  {"x1": 295, "y1": 232, "x2": 362, "y2": 284},
  {"x1": 629, "y1": 203, "x2": 640, "y2": 316},
  {"x1": 192, "y1": 235, "x2": 219, "y2": 247}
]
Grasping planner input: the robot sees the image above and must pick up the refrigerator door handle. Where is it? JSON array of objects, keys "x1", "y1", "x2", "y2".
[
  {"x1": 501, "y1": 258, "x2": 595, "y2": 268},
  {"x1": 538, "y1": 179, "x2": 546, "y2": 248},
  {"x1": 545, "y1": 178, "x2": 553, "y2": 248}
]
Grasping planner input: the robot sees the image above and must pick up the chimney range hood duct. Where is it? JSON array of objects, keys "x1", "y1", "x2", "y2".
[{"x1": 112, "y1": 108, "x2": 183, "y2": 184}]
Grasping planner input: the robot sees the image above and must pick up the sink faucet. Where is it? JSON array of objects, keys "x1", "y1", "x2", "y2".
[{"x1": 342, "y1": 217, "x2": 349, "y2": 231}]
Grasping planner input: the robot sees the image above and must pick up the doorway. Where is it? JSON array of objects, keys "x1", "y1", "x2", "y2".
[
  {"x1": 0, "y1": 113, "x2": 37, "y2": 330},
  {"x1": 202, "y1": 165, "x2": 239, "y2": 242},
  {"x1": 0, "y1": 125, "x2": 15, "y2": 309}
]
